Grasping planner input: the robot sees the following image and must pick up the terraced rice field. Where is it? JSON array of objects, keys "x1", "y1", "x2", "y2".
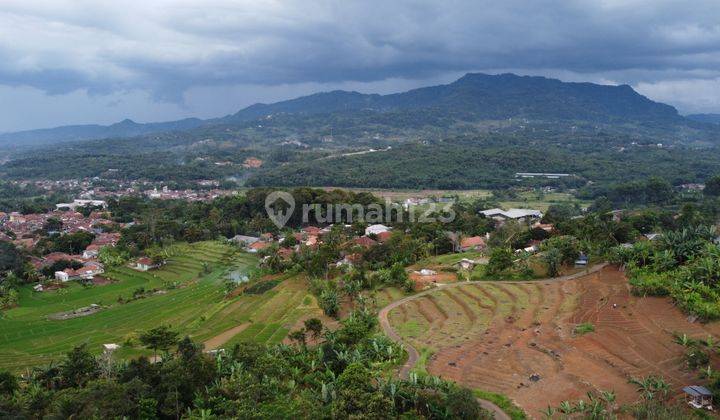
[
  {"x1": 388, "y1": 266, "x2": 720, "y2": 416},
  {"x1": 0, "y1": 241, "x2": 323, "y2": 371}
]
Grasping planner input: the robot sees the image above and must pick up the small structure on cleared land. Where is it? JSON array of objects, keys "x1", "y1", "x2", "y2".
[
  {"x1": 575, "y1": 254, "x2": 589, "y2": 267},
  {"x1": 683, "y1": 385, "x2": 713, "y2": 410},
  {"x1": 103, "y1": 343, "x2": 120, "y2": 354},
  {"x1": 133, "y1": 257, "x2": 159, "y2": 272},
  {"x1": 416, "y1": 269, "x2": 437, "y2": 276},
  {"x1": 456, "y1": 258, "x2": 480, "y2": 271}
]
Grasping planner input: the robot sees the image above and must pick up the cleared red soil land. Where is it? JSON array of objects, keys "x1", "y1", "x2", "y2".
[{"x1": 389, "y1": 266, "x2": 720, "y2": 417}]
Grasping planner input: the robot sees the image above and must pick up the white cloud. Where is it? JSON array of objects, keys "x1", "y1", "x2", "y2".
[
  {"x1": 2, "y1": 0, "x2": 720, "y2": 130},
  {"x1": 635, "y1": 78, "x2": 720, "y2": 114}
]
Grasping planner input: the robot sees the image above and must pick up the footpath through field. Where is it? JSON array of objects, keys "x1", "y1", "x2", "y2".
[{"x1": 377, "y1": 263, "x2": 608, "y2": 420}]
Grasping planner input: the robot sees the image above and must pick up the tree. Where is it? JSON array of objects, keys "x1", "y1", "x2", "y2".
[
  {"x1": 629, "y1": 375, "x2": 670, "y2": 401},
  {"x1": 283, "y1": 234, "x2": 298, "y2": 247},
  {"x1": 0, "y1": 242, "x2": 26, "y2": 277},
  {"x1": 542, "y1": 235, "x2": 580, "y2": 265},
  {"x1": 139, "y1": 326, "x2": 179, "y2": 359},
  {"x1": 99, "y1": 246, "x2": 130, "y2": 267},
  {"x1": 705, "y1": 175, "x2": 720, "y2": 196},
  {"x1": 0, "y1": 370, "x2": 18, "y2": 395},
  {"x1": 60, "y1": 344, "x2": 99, "y2": 388},
  {"x1": 319, "y1": 289, "x2": 340, "y2": 318},
  {"x1": 304, "y1": 318, "x2": 323, "y2": 339},
  {"x1": 331, "y1": 363, "x2": 392, "y2": 419},
  {"x1": 446, "y1": 387, "x2": 483, "y2": 419},
  {"x1": 486, "y1": 247, "x2": 514, "y2": 275},
  {"x1": 44, "y1": 217, "x2": 63, "y2": 232},
  {"x1": 544, "y1": 248, "x2": 562, "y2": 277},
  {"x1": 288, "y1": 329, "x2": 307, "y2": 347}
]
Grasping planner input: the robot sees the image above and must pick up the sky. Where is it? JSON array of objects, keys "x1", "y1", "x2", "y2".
[{"x1": 1, "y1": 0, "x2": 720, "y2": 132}]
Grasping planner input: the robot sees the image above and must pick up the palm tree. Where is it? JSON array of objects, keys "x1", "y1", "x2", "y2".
[
  {"x1": 629, "y1": 375, "x2": 670, "y2": 401},
  {"x1": 673, "y1": 332, "x2": 695, "y2": 347},
  {"x1": 600, "y1": 390, "x2": 616, "y2": 407},
  {"x1": 558, "y1": 400, "x2": 574, "y2": 414}
]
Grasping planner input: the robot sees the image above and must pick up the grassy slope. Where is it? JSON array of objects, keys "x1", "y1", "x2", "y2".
[{"x1": 0, "y1": 241, "x2": 322, "y2": 371}]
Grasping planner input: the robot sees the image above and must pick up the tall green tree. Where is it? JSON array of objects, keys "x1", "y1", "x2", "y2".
[{"x1": 139, "y1": 326, "x2": 179, "y2": 359}]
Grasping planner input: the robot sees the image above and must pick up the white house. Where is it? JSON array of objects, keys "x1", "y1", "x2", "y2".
[
  {"x1": 55, "y1": 270, "x2": 72, "y2": 282},
  {"x1": 83, "y1": 244, "x2": 101, "y2": 259},
  {"x1": 77, "y1": 262, "x2": 104, "y2": 279},
  {"x1": 365, "y1": 224, "x2": 391, "y2": 236},
  {"x1": 134, "y1": 257, "x2": 158, "y2": 272}
]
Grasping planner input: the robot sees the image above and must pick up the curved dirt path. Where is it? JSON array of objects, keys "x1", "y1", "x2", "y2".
[{"x1": 377, "y1": 264, "x2": 607, "y2": 420}]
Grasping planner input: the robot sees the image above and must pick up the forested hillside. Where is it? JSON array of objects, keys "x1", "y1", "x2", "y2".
[{"x1": 1, "y1": 73, "x2": 719, "y2": 188}]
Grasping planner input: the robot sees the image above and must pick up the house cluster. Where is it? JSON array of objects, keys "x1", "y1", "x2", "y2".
[
  {"x1": 145, "y1": 186, "x2": 236, "y2": 201},
  {"x1": 230, "y1": 224, "x2": 398, "y2": 266},
  {"x1": 27, "y1": 231, "x2": 122, "y2": 286},
  {"x1": 52, "y1": 261, "x2": 106, "y2": 283},
  {"x1": 402, "y1": 196, "x2": 455, "y2": 209},
  {"x1": 0, "y1": 209, "x2": 116, "y2": 250},
  {"x1": 232, "y1": 222, "x2": 494, "y2": 271}
]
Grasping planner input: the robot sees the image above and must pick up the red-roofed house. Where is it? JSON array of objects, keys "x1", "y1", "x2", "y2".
[
  {"x1": 248, "y1": 241, "x2": 271, "y2": 253},
  {"x1": 353, "y1": 236, "x2": 377, "y2": 248},
  {"x1": 134, "y1": 257, "x2": 159, "y2": 272},
  {"x1": 75, "y1": 263, "x2": 104, "y2": 279},
  {"x1": 42, "y1": 252, "x2": 77, "y2": 266},
  {"x1": 277, "y1": 247, "x2": 294, "y2": 260},
  {"x1": 83, "y1": 244, "x2": 102, "y2": 259},
  {"x1": 302, "y1": 226, "x2": 323, "y2": 236},
  {"x1": 460, "y1": 236, "x2": 486, "y2": 252},
  {"x1": 376, "y1": 231, "x2": 393, "y2": 242}
]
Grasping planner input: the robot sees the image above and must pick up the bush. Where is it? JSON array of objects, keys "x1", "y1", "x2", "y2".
[
  {"x1": 244, "y1": 279, "x2": 281, "y2": 295},
  {"x1": 573, "y1": 323, "x2": 595, "y2": 335},
  {"x1": 629, "y1": 271, "x2": 671, "y2": 297}
]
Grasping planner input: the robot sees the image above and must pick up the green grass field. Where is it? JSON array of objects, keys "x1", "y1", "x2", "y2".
[
  {"x1": 0, "y1": 241, "x2": 323, "y2": 371},
  {"x1": 498, "y1": 190, "x2": 590, "y2": 212}
]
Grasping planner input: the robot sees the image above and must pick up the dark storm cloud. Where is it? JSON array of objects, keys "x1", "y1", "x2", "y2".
[{"x1": 1, "y1": 0, "x2": 720, "y2": 131}]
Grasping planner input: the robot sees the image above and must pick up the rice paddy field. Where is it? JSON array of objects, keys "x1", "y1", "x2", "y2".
[{"x1": 0, "y1": 241, "x2": 323, "y2": 371}]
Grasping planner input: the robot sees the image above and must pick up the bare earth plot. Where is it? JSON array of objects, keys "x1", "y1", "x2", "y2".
[{"x1": 386, "y1": 266, "x2": 720, "y2": 416}]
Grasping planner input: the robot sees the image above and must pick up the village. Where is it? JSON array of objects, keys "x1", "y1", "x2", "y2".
[
  {"x1": 1, "y1": 180, "x2": 559, "y2": 294},
  {"x1": 1, "y1": 184, "x2": 718, "y2": 418}
]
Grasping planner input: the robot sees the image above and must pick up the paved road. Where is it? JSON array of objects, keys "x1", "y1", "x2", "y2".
[{"x1": 377, "y1": 264, "x2": 608, "y2": 420}]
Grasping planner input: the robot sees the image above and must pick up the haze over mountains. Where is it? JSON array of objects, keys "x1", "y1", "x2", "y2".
[
  {"x1": 0, "y1": 73, "x2": 710, "y2": 148},
  {"x1": 686, "y1": 114, "x2": 720, "y2": 125}
]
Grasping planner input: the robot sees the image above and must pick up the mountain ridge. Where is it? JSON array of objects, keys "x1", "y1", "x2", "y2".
[
  {"x1": 0, "y1": 117, "x2": 205, "y2": 148},
  {"x1": 224, "y1": 72, "x2": 682, "y2": 124},
  {"x1": 0, "y1": 72, "x2": 706, "y2": 147}
]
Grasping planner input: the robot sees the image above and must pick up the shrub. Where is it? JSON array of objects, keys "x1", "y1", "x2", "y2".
[
  {"x1": 573, "y1": 323, "x2": 595, "y2": 335},
  {"x1": 244, "y1": 279, "x2": 281, "y2": 295}
]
